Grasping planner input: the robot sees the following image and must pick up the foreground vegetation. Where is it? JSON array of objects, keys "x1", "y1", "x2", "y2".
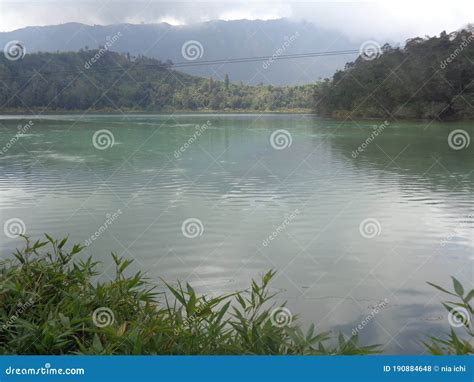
[
  {"x1": 0, "y1": 51, "x2": 313, "y2": 112},
  {"x1": 314, "y1": 28, "x2": 474, "y2": 120},
  {"x1": 424, "y1": 278, "x2": 473, "y2": 354},
  {"x1": 0, "y1": 236, "x2": 471, "y2": 355}
]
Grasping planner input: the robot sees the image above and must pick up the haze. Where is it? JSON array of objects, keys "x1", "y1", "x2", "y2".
[{"x1": 1, "y1": 0, "x2": 473, "y2": 41}]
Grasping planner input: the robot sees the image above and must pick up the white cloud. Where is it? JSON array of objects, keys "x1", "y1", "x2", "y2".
[{"x1": 0, "y1": 0, "x2": 472, "y2": 42}]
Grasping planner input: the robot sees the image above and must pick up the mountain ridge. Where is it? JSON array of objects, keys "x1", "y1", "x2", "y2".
[{"x1": 0, "y1": 19, "x2": 361, "y2": 85}]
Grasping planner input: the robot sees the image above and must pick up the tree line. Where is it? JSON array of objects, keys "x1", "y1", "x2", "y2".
[
  {"x1": 0, "y1": 50, "x2": 314, "y2": 112},
  {"x1": 314, "y1": 28, "x2": 474, "y2": 120},
  {"x1": 2, "y1": 28, "x2": 472, "y2": 118}
]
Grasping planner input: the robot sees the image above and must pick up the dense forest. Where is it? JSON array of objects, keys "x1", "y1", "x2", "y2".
[
  {"x1": 314, "y1": 28, "x2": 474, "y2": 120},
  {"x1": 0, "y1": 50, "x2": 313, "y2": 112},
  {"x1": 2, "y1": 28, "x2": 473, "y2": 117}
]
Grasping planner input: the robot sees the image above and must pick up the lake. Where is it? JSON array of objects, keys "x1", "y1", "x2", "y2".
[{"x1": 0, "y1": 113, "x2": 472, "y2": 354}]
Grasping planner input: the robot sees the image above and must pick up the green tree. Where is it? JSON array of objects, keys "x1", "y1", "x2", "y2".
[{"x1": 224, "y1": 73, "x2": 230, "y2": 90}]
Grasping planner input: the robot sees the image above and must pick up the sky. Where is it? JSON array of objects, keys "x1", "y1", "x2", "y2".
[{"x1": 0, "y1": 0, "x2": 473, "y2": 41}]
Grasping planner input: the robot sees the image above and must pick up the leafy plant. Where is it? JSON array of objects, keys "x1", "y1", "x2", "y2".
[
  {"x1": 0, "y1": 235, "x2": 379, "y2": 355},
  {"x1": 424, "y1": 277, "x2": 473, "y2": 354}
]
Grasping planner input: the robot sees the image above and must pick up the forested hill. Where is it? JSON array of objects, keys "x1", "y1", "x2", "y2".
[
  {"x1": 314, "y1": 28, "x2": 474, "y2": 120},
  {"x1": 0, "y1": 19, "x2": 359, "y2": 85},
  {"x1": 0, "y1": 50, "x2": 313, "y2": 112}
]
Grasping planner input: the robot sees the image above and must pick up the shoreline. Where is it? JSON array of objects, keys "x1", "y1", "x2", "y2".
[
  {"x1": 0, "y1": 108, "x2": 313, "y2": 115},
  {"x1": 1, "y1": 110, "x2": 473, "y2": 123}
]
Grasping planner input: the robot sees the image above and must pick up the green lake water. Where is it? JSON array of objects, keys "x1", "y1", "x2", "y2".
[{"x1": 0, "y1": 113, "x2": 472, "y2": 354}]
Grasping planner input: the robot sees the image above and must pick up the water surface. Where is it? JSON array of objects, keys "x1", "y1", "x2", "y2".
[{"x1": 0, "y1": 114, "x2": 472, "y2": 354}]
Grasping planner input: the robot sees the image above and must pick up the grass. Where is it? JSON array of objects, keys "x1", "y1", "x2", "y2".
[{"x1": 0, "y1": 235, "x2": 471, "y2": 355}]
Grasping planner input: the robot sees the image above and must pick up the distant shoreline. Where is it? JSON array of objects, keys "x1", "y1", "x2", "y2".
[
  {"x1": 0, "y1": 108, "x2": 314, "y2": 115},
  {"x1": 1, "y1": 110, "x2": 473, "y2": 123}
]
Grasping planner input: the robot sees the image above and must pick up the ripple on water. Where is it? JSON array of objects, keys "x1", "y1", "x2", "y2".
[{"x1": 0, "y1": 115, "x2": 472, "y2": 355}]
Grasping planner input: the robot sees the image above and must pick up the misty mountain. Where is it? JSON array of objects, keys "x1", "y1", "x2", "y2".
[{"x1": 0, "y1": 19, "x2": 362, "y2": 85}]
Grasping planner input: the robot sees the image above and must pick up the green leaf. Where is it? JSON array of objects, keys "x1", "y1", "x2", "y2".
[
  {"x1": 262, "y1": 270, "x2": 275, "y2": 286},
  {"x1": 464, "y1": 289, "x2": 474, "y2": 303},
  {"x1": 59, "y1": 313, "x2": 70, "y2": 328},
  {"x1": 215, "y1": 301, "x2": 231, "y2": 323},
  {"x1": 58, "y1": 237, "x2": 68, "y2": 249},
  {"x1": 186, "y1": 292, "x2": 197, "y2": 316},
  {"x1": 452, "y1": 277, "x2": 464, "y2": 297},
  {"x1": 164, "y1": 282, "x2": 187, "y2": 306},
  {"x1": 92, "y1": 333, "x2": 103, "y2": 353},
  {"x1": 426, "y1": 282, "x2": 457, "y2": 297}
]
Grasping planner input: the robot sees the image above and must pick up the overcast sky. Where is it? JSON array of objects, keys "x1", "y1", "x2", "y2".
[{"x1": 0, "y1": 0, "x2": 472, "y2": 41}]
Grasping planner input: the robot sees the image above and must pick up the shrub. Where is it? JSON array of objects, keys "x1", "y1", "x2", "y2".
[
  {"x1": 424, "y1": 278, "x2": 473, "y2": 355},
  {"x1": 0, "y1": 235, "x2": 379, "y2": 355}
]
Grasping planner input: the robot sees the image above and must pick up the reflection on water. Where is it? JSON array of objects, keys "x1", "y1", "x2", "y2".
[{"x1": 0, "y1": 114, "x2": 472, "y2": 354}]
